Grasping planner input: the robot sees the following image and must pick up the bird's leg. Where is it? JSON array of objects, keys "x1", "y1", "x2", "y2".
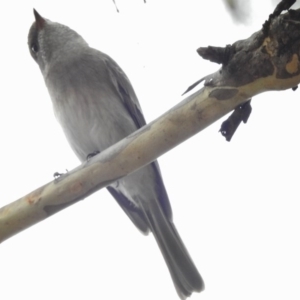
[
  {"x1": 53, "y1": 169, "x2": 69, "y2": 179},
  {"x1": 86, "y1": 150, "x2": 100, "y2": 161}
]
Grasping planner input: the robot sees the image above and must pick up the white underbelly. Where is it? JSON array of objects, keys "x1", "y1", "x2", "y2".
[{"x1": 51, "y1": 89, "x2": 137, "y2": 162}]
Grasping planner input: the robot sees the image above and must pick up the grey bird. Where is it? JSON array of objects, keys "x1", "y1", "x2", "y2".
[{"x1": 28, "y1": 10, "x2": 204, "y2": 298}]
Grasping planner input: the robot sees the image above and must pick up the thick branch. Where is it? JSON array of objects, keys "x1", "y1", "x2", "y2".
[{"x1": 1, "y1": 9, "x2": 300, "y2": 243}]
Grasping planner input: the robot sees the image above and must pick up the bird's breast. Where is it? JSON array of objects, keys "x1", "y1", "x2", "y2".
[{"x1": 46, "y1": 75, "x2": 137, "y2": 162}]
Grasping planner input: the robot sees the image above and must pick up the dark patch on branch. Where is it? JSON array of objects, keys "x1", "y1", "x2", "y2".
[
  {"x1": 209, "y1": 88, "x2": 238, "y2": 100},
  {"x1": 44, "y1": 197, "x2": 83, "y2": 216}
]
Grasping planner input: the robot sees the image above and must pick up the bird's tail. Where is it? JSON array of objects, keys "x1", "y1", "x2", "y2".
[{"x1": 144, "y1": 202, "x2": 204, "y2": 299}]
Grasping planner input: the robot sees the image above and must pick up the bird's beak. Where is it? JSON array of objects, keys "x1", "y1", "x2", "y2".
[{"x1": 33, "y1": 9, "x2": 45, "y2": 30}]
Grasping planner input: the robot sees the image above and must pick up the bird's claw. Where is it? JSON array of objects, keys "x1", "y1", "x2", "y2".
[{"x1": 86, "y1": 150, "x2": 100, "y2": 161}]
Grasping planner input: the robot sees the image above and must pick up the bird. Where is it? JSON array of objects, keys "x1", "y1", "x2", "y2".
[{"x1": 28, "y1": 9, "x2": 204, "y2": 298}]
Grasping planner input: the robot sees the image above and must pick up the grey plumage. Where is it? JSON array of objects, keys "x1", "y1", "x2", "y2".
[{"x1": 28, "y1": 9, "x2": 204, "y2": 298}]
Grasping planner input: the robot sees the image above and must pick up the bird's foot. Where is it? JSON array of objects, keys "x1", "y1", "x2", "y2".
[
  {"x1": 86, "y1": 150, "x2": 100, "y2": 161},
  {"x1": 53, "y1": 169, "x2": 68, "y2": 179}
]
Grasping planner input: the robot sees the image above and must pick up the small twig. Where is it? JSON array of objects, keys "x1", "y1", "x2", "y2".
[
  {"x1": 263, "y1": 0, "x2": 296, "y2": 35},
  {"x1": 197, "y1": 45, "x2": 233, "y2": 65},
  {"x1": 112, "y1": 0, "x2": 119, "y2": 13}
]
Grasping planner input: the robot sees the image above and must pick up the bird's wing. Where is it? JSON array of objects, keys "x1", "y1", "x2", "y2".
[
  {"x1": 103, "y1": 55, "x2": 173, "y2": 221},
  {"x1": 106, "y1": 186, "x2": 150, "y2": 234},
  {"x1": 103, "y1": 55, "x2": 147, "y2": 129}
]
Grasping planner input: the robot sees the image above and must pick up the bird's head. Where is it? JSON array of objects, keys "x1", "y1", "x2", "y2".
[{"x1": 28, "y1": 9, "x2": 88, "y2": 74}]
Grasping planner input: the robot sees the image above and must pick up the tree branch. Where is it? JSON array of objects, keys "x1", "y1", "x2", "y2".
[{"x1": 1, "y1": 8, "x2": 300, "y2": 243}]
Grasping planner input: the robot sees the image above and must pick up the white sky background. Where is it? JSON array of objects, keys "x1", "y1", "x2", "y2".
[{"x1": 1, "y1": 0, "x2": 300, "y2": 299}]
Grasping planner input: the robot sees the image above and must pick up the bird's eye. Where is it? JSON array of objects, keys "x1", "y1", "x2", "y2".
[{"x1": 31, "y1": 43, "x2": 39, "y2": 53}]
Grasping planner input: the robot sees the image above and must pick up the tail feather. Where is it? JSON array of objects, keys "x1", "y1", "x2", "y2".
[{"x1": 144, "y1": 204, "x2": 204, "y2": 299}]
